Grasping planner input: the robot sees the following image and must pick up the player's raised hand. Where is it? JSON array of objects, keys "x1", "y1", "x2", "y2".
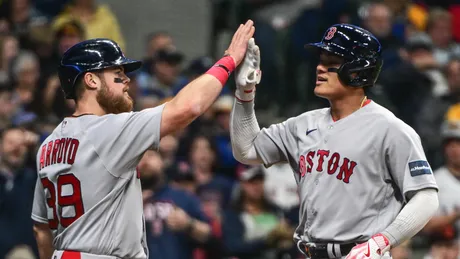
[
  {"x1": 235, "y1": 37, "x2": 261, "y2": 102},
  {"x1": 225, "y1": 20, "x2": 255, "y2": 67}
]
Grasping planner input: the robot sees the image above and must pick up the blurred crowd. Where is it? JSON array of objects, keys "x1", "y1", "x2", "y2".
[{"x1": 0, "y1": 0, "x2": 460, "y2": 259}]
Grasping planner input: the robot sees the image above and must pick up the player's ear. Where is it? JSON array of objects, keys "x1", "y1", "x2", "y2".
[{"x1": 83, "y1": 72, "x2": 101, "y2": 91}]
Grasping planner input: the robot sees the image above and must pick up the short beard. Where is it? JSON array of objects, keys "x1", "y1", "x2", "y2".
[{"x1": 96, "y1": 79, "x2": 133, "y2": 114}]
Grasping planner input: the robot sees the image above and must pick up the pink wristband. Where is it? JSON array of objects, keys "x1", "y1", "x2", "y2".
[{"x1": 205, "y1": 56, "x2": 236, "y2": 86}]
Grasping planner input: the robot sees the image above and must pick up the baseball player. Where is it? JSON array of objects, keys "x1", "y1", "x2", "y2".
[
  {"x1": 31, "y1": 20, "x2": 255, "y2": 259},
  {"x1": 230, "y1": 24, "x2": 440, "y2": 259}
]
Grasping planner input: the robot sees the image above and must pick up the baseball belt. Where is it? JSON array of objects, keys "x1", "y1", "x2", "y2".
[{"x1": 296, "y1": 240, "x2": 357, "y2": 259}]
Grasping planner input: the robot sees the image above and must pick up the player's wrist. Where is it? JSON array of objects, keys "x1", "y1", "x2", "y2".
[
  {"x1": 205, "y1": 56, "x2": 236, "y2": 86},
  {"x1": 235, "y1": 87, "x2": 256, "y2": 102},
  {"x1": 370, "y1": 233, "x2": 391, "y2": 254}
]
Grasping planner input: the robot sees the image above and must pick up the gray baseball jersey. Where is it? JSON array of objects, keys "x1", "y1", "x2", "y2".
[
  {"x1": 254, "y1": 101, "x2": 438, "y2": 243},
  {"x1": 31, "y1": 104, "x2": 165, "y2": 259}
]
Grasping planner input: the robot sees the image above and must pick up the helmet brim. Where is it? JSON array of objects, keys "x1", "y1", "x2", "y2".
[
  {"x1": 305, "y1": 42, "x2": 349, "y2": 59},
  {"x1": 89, "y1": 58, "x2": 142, "y2": 74},
  {"x1": 119, "y1": 58, "x2": 142, "y2": 73}
]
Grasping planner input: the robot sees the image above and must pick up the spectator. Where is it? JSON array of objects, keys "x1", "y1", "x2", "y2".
[
  {"x1": 145, "y1": 31, "x2": 174, "y2": 62},
  {"x1": 10, "y1": 51, "x2": 40, "y2": 115},
  {"x1": 168, "y1": 161, "x2": 227, "y2": 259},
  {"x1": 378, "y1": 33, "x2": 439, "y2": 127},
  {"x1": 0, "y1": 85, "x2": 15, "y2": 130},
  {"x1": 27, "y1": 24, "x2": 54, "y2": 81},
  {"x1": 140, "y1": 150, "x2": 211, "y2": 259},
  {"x1": 0, "y1": 18, "x2": 10, "y2": 36},
  {"x1": 141, "y1": 31, "x2": 175, "y2": 75},
  {"x1": 53, "y1": 19, "x2": 85, "y2": 59},
  {"x1": 137, "y1": 48, "x2": 187, "y2": 99},
  {"x1": 423, "y1": 119, "x2": 460, "y2": 237},
  {"x1": 52, "y1": 0, "x2": 126, "y2": 51},
  {"x1": 359, "y1": 2, "x2": 403, "y2": 70},
  {"x1": 169, "y1": 162, "x2": 196, "y2": 195},
  {"x1": 159, "y1": 134, "x2": 179, "y2": 171},
  {"x1": 382, "y1": 0, "x2": 426, "y2": 41},
  {"x1": 0, "y1": 127, "x2": 38, "y2": 258},
  {"x1": 426, "y1": 8, "x2": 460, "y2": 67},
  {"x1": 416, "y1": 58, "x2": 460, "y2": 169},
  {"x1": 212, "y1": 95, "x2": 240, "y2": 177},
  {"x1": 31, "y1": 20, "x2": 84, "y2": 120},
  {"x1": 222, "y1": 166, "x2": 295, "y2": 259},
  {"x1": 0, "y1": 0, "x2": 48, "y2": 49},
  {"x1": 0, "y1": 34, "x2": 19, "y2": 86},
  {"x1": 360, "y1": 2, "x2": 401, "y2": 49},
  {"x1": 188, "y1": 134, "x2": 234, "y2": 209},
  {"x1": 424, "y1": 225, "x2": 459, "y2": 259},
  {"x1": 391, "y1": 240, "x2": 412, "y2": 259}
]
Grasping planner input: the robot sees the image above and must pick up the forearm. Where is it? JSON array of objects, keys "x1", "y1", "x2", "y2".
[
  {"x1": 381, "y1": 188, "x2": 439, "y2": 247},
  {"x1": 33, "y1": 223, "x2": 54, "y2": 259},
  {"x1": 230, "y1": 99, "x2": 263, "y2": 164},
  {"x1": 172, "y1": 74, "x2": 224, "y2": 123},
  {"x1": 188, "y1": 219, "x2": 211, "y2": 243},
  {"x1": 161, "y1": 57, "x2": 235, "y2": 137}
]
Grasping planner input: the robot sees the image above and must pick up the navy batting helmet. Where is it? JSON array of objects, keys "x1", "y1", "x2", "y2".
[
  {"x1": 58, "y1": 38, "x2": 142, "y2": 99},
  {"x1": 306, "y1": 24, "x2": 383, "y2": 87}
]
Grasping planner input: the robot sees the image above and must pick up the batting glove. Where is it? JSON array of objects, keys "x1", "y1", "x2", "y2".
[
  {"x1": 345, "y1": 234, "x2": 391, "y2": 259},
  {"x1": 235, "y1": 38, "x2": 262, "y2": 102}
]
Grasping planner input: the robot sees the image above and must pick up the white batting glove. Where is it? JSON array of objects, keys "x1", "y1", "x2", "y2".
[
  {"x1": 235, "y1": 38, "x2": 262, "y2": 102},
  {"x1": 345, "y1": 234, "x2": 391, "y2": 259}
]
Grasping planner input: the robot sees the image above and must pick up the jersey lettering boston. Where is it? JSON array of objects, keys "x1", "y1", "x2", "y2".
[{"x1": 299, "y1": 150, "x2": 357, "y2": 183}]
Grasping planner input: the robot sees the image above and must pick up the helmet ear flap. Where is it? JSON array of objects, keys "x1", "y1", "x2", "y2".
[
  {"x1": 58, "y1": 65, "x2": 83, "y2": 99},
  {"x1": 336, "y1": 59, "x2": 382, "y2": 88},
  {"x1": 336, "y1": 62, "x2": 353, "y2": 86}
]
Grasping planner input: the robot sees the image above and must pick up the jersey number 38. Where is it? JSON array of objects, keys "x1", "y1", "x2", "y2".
[{"x1": 41, "y1": 173, "x2": 85, "y2": 229}]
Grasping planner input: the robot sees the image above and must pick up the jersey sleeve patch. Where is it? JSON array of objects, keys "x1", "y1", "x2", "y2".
[{"x1": 408, "y1": 160, "x2": 432, "y2": 177}]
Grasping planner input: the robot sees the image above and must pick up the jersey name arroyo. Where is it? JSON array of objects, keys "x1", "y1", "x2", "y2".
[
  {"x1": 39, "y1": 138, "x2": 80, "y2": 170},
  {"x1": 298, "y1": 149, "x2": 357, "y2": 183}
]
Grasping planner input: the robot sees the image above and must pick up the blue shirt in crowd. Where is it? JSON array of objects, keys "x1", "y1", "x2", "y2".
[{"x1": 143, "y1": 184, "x2": 209, "y2": 259}]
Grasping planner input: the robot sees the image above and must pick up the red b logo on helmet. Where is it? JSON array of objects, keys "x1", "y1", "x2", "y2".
[{"x1": 325, "y1": 27, "x2": 337, "y2": 40}]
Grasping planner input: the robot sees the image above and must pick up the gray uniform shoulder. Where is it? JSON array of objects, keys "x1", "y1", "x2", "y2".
[
  {"x1": 80, "y1": 113, "x2": 132, "y2": 131},
  {"x1": 285, "y1": 107, "x2": 330, "y2": 129},
  {"x1": 292, "y1": 107, "x2": 330, "y2": 121},
  {"x1": 368, "y1": 102, "x2": 420, "y2": 139}
]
